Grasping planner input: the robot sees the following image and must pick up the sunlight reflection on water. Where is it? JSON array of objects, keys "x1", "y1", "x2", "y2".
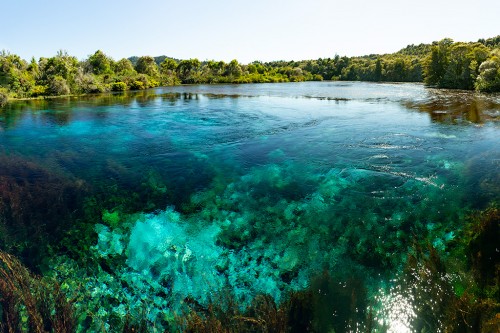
[{"x1": 376, "y1": 288, "x2": 416, "y2": 333}]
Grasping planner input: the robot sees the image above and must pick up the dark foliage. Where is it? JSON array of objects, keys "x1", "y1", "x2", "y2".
[
  {"x1": 0, "y1": 155, "x2": 87, "y2": 269},
  {"x1": 178, "y1": 271, "x2": 370, "y2": 333},
  {"x1": 0, "y1": 251, "x2": 75, "y2": 333}
]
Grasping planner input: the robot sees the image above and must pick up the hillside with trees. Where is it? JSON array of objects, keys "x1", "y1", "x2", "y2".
[{"x1": 1, "y1": 36, "x2": 500, "y2": 107}]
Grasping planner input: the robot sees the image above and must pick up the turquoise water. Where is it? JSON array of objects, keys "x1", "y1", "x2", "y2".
[{"x1": 0, "y1": 82, "x2": 499, "y2": 331}]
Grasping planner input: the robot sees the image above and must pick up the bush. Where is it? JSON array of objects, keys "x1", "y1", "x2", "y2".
[
  {"x1": 30, "y1": 85, "x2": 47, "y2": 97},
  {"x1": 148, "y1": 78, "x2": 160, "y2": 88},
  {"x1": 128, "y1": 74, "x2": 154, "y2": 90},
  {"x1": 475, "y1": 59, "x2": 500, "y2": 92},
  {"x1": 135, "y1": 56, "x2": 159, "y2": 77},
  {"x1": 313, "y1": 74, "x2": 324, "y2": 81},
  {"x1": 74, "y1": 72, "x2": 105, "y2": 94},
  {"x1": 47, "y1": 75, "x2": 70, "y2": 96},
  {"x1": 129, "y1": 80, "x2": 145, "y2": 90},
  {"x1": 111, "y1": 81, "x2": 128, "y2": 91},
  {"x1": 0, "y1": 88, "x2": 8, "y2": 107}
]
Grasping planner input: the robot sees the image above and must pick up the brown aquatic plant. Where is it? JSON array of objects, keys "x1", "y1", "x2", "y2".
[
  {"x1": 0, "y1": 154, "x2": 87, "y2": 267},
  {"x1": 403, "y1": 235, "x2": 499, "y2": 333},
  {"x1": 178, "y1": 293, "x2": 290, "y2": 333},
  {"x1": 177, "y1": 271, "x2": 370, "y2": 333},
  {"x1": 463, "y1": 205, "x2": 499, "y2": 289},
  {"x1": 0, "y1": 251, "x2": 75, "y2": 332}
]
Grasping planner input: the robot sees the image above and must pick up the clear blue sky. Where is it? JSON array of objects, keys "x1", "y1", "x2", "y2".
[{"x1": 1, "y1": 0, "x2": 498, "y2": 63}]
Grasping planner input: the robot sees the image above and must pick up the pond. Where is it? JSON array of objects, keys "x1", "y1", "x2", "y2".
[{"x1": 0, "y1": 82, "x2": 499, "y2": 332}]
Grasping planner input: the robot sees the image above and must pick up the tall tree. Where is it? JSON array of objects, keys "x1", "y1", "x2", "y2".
[
  {"x1": 226, "y1": 59, "x2": 243, "y2": 78},
  {"x1": 176, "y1": 58, "x2": 201, "y2": 83},
  {"x1": 88, "y1": 50, "x2": 112, "y2": 75},
  {"x1": 374, "y1": 58, "x2": 382, "y2": 82},
  {"x1": 160, "y1": 58, "x2": 178, "y2": 74},
  {"x1": 114, "y1": 58, "x2": 136, "y2": 76},
  {"x1": 423, "y1": 42, "x2": 449, "y2": 87},
  {"x1": 475, "y1": 50, "x2": 500, "y2": 92},
  {"x1": 135, "y1": 56, "x2": 159, "y2": 77},
  {"x1": 442, "y1": 43, "x2": 474, "y2": 89}
]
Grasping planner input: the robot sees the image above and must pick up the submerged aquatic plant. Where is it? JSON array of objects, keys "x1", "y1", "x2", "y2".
[
  {"x1": 0, "y1": 251, "x2": 75, "y2": 332},
  {"x1": 0, "y1": 154, "x2": 87, "y2": 267},
  {"x1": 377, "y1": 234, "x2": 499, "y2": 333},
  {"x1": 46, "y1": 156, "x2": 475, "y2": 331},
  {"x1": 463, "y1": 205, "x2": 499, "y2": 290},
  {"x1": 173, "y1": 271, "x2": 369, "y2": 333}
]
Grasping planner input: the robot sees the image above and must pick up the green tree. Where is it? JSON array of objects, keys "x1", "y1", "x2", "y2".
[
  {"x1": 407, "y1": 58, "x2": 423, "y2": 82},
  {"x1": 206, "y1": 60, "x2": 226, "y2": 76},
  {"x1": 113, "y1": 58, "x2": 136, "y2": 76},
  {"x1": 441, "y1": 43, "x2": 474, "y2": 89},
  {"x1": 40, "y1": 51, "x2": 78, "y2": 81},
  {"x1": 0, "y1": 52, "x2": 35, "y2": 97},
  {"x1": 111, "y1": 81, "x2": 127, "y2": 91},
  {"x1": 374, "y1": 59, "x2": 382, "y2": 82},
  {"x1": 160, "y1": 58, "x2": 178, "y2": 74},
  {"x1": 176, "y1": 58, "x2": 201, "y2": 83},
  {"x1": 88, "y1": 50, "x2": 112, "y2": 75},
  {"x1": 47, "y1": 75, "x2": 70, "y2": 95},
  {"x1": 341, "y1": 64, "x2": 359, "y2": 81},
  {"x1": 0, "y1": 88, "x2": 8, "y2": 107},
  {"x1": 226, "y1": 59, "x2": 243, "y2": 78},
  {"x1": 469, "y1": 43, "x2": 490, "y2": 77},
  {"x1": 74, "y1": 69, "x2": 105, "y2": 94},
  {"x1": 27, "y1": 57, "x2": 40, "y2": 78},
  {"x1": 0, "y1": 52, "x2": 26, "y2": 74},
  {"x1": 159, "y1": 58, "x2": 179, "y2": 85},
  {"x1": 475, "y1": 50, "x2": 500, "y2": 92},
  {"x1": 423, "y1": 40, "x2": 451, "y2": 87},
  {"x1": 135, "y1": 56, "x2": 159, "y2": 77}
]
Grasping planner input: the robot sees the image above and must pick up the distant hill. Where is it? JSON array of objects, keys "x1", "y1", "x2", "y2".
[
  {"x1": 126, "y1": 36, "x2": 500, "y2": 67},
  {"x1": 395, "y1": 35, "x2": 500, "y2": 57},
  {"x1": 128, "y1": 55, "x2": 180, "y2": 66},
  {"x1": 396, "y1": 43, "x2": 432, "y2": 56}
]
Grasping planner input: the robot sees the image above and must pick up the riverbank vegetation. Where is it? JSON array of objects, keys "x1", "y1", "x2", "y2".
[{"x1": 0, "y1": 36, "x2": 499, "y2": 106}]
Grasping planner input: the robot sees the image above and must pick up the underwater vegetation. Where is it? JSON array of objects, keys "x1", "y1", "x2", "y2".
[
  {"x1": 0, "y1": 205, "x2": 498, "y2": 332},
  {"x1": 376, "y1": 205, "x2": 499, "y2": 333},
  {"x1": 177, "y1": 271, "x2": 368, "y2": 333},
  {"x1": 29, "y1": 156, "x2": 492, "y2": 332},
  {"x1": 0, "y1": 154, "x2": 88, "y2": 269},
  {"x1": 0, "y1": 251, "x2": 75, "y2": 332},
  {"x1": 0, "y1": 83, "x2": 498, "y2": 331}
]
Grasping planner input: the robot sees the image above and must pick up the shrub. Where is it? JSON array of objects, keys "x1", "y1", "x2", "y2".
[
  {"x1": 135, "y1": 56, "x2": 159, "y2": 77},
  {"x1": 128, "y1": 74, "x2": 155, "y2": 90},
  {"x1": 129, "y1": 80, "x2": 145, "y2": 90},
  {"x1": 47, "y1": 75, "x2": 70, "y2": 96},
  {"x1": 475, "y1": 58, "x2": 500, "y2": 92},
  {"x1": 30, "y1": 85, "x2": 47, "y2": 97},
  {"x1": 313, "y1": 74, "x2": 324, "y2": 81},
  {"x1": 74, "y1": 72, "x2": 106, "y2": 94},
  {"x1": 0, "y1": 88, "x2": 8, "y2": 107},
  {"x1": 111, "y1": 81, "x2": 127, "y2": 92},
  {"x1": 148, "y1": 78, "x2": 160, "y2": 88}
]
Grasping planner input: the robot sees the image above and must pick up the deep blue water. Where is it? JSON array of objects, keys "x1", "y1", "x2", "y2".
[{"x1": 0, "y1": 82, "x2": 499, "y2": 331}]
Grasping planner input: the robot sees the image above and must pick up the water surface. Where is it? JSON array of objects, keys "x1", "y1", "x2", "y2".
[{"x1": 1, "y1": 82, "x2": 498, "y2": 331}]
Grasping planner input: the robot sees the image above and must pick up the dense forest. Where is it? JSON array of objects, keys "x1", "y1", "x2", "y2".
[{"x1": 1, "y1": 36, "x2": 500, "y2": 106}]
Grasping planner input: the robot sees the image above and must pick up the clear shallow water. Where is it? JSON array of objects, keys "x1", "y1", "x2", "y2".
[{"x1": 1, "y1": 82, "x2": 499, "y2": 331}]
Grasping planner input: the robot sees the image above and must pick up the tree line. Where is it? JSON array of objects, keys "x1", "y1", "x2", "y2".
[{"x1": 1, "y1": 36, "x2": 499, "y2": 106}]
